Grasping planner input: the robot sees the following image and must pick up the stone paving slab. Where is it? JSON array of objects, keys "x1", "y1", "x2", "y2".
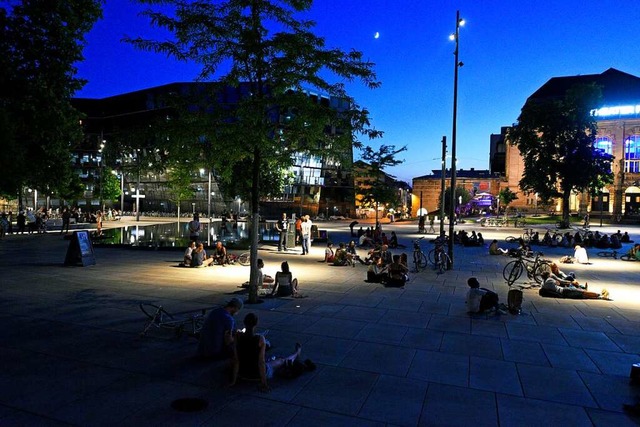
[{"x1": 1, "y1": 220, "x2": 640, "y2": 425}]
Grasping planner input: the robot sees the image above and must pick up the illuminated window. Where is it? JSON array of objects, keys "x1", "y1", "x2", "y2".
[
  {"x1": 625, "y1": 135, "x2": 640, "y2": 173},
  {"x1": 594, "y1": 137, "x2": 612, "y2": 155}
]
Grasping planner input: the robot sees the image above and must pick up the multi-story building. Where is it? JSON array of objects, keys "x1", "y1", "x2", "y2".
[
  {"x1": 503, "y1": 68, "x2": 640, "y2": 217},
  {"x1": 71, "y1": 83, "x2": 356, "y2": 217}
]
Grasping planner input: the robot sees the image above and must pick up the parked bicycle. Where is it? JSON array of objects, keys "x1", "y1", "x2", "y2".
[
  {"x1": 139, "y1": 303, "x2": 208, "y2": 338},
  {"x1": 503, "y1": 251, "x2": 551, "y2": 286},
  {"x1": 596, "y1": 250, "x2": 618, "y2": 259},
  {"x1": 505, "y1": 228, "x2": 535, "y2": 244},
  {"x1": 429, "y1": 245, "x2": 451, "y2": 274},
  {"x1": 227, "y1": 252, "x2": 251, "y2": 266},
  {"x1": 412, "y1": 237, "x2": 428, "y2": 272}
]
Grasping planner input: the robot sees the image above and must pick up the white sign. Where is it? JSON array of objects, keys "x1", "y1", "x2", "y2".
[{"x1": 591, "y1": 105, "x2": 640, "y2": 117}]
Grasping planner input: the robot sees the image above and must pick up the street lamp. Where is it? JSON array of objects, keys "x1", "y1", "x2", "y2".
[{"x1": 448, "y1": 10, "x2": 464, "y2": 269}]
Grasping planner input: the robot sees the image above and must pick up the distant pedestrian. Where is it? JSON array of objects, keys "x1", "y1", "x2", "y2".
[
  {"x1": 189, "y1": 213, "x2": 201, "y2": 242},
  {"x1": 276, "y1": 212, "x2": 288, "y2": 251}
]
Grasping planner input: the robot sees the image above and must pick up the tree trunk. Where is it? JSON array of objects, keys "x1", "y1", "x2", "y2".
[
  {"x1": 561, "y1": 188, "x2": 571, "y2": 227},
  {"x1": 247, "y1": 147, "x2": 261, "y2": 304}
]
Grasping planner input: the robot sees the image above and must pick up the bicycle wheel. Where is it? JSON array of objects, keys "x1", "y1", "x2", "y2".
[
  {"x1": 417, "y1": 252, "x2": 428, "y2": 270},
  {"x1": 503, "y1": 261, "x2": 524, "y2": 285},
  {"x1": 238, "y1": 252, "x2": 250, "y2": 266},
  {"x1": 139, "y1": 303, "x2": 174, "y2": 321},
  {"x1": 505, "y1": 236, "x2": 517, "y2": 243},
  {"x1": 427, "y1": 249, "x2": 436, "y2": 265},
  {"x1": 533, "y1": 261, "x2": 552, "y2": 284}
]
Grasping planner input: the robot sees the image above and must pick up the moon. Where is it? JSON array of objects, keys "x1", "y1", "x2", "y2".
[{"x1": 374, "y1": 32, "x2": 380, "y2": 39}]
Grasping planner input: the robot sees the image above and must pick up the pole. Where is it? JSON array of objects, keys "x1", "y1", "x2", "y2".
[
  {"x1": 440, "y1": 136, "x2": 446, "y2": 237},
  {"x1": 120, "y1": 171, "x2": 124, "y2": 212},
  {"x1": 207, "y1": 170, "x2": 212, "y2": 246},
  {"x1": 135, "y1": 161, "x2": 141, "y2": 222},
  {"x1": 448, "y1": 10, "x2": 462, "y2": 269}
]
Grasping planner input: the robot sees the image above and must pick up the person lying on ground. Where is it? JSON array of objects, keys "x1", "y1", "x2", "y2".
[
  {"x1": 549, "y1": 262, "x2": 586, "y2": 289},
  {"x1": 540, "y1": 271, "x2": 608, "y2": 299},
  {"x1": 230, "y1": 313, "x2": 302, "y2": 393}
]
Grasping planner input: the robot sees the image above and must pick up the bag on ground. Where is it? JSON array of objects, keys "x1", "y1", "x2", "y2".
[{"x1": 507, "y1": 288, "x2": 523, "y2": 314}]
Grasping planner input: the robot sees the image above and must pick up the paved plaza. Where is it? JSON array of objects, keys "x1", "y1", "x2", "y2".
[{"x1": 1, "y1": 219, "x2": 640, "y2": 426}]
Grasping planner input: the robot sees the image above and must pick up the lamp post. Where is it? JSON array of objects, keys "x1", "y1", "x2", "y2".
[
  {"x1": 448, "y1": 10, "x2": 464, "y2": 269},
  {"x1": 440, "y1": 136, "x2": 446, "y2": 237}
]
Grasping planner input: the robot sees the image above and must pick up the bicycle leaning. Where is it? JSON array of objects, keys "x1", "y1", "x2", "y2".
[
  {"x1": 412, "y1": 237, "x2": 428, "y2": 272},
  {"x1": 428, "y1": 244, "x2": 451, "y2": 274},
  {"x1": 502, "y1": 251, "x2": 552, "y2": 287}
]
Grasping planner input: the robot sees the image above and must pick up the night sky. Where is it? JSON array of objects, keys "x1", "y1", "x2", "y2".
[{"x1": 76, "y1": 0, "x2": 640, "y2": 183}]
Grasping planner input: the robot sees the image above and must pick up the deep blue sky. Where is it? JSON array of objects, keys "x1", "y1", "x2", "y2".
[{"x1": 76, "y1": 0, "x2": 640, "y2": 183}]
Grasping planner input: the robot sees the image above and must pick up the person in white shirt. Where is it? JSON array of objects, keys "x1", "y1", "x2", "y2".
[{"x1": 300, "y1": 215, "x2": 312, "y2": 255}]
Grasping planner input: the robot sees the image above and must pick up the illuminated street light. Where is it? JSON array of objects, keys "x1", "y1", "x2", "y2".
[{"x1": 448, "y1": 10, "x2": 464, "y2": 269}]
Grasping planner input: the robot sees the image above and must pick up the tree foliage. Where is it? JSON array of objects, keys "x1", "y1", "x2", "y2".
[
  {"x1": 355, "y1": 145, "x2": 406, "y2": 222},
  {"x1": 498, "y1": 188, "x2": 518, "y2": 216},
  {"x1": 127, "y1": 0, "x2": 381, "y2": 303},
  {"x1": 507, "y1": 83, "x2": 613, "y2": 221},
  {"x1": 0, "y1": 1, "x2": 102, "y2": 202},
  {"x1": 438, "y1": 185, "x2": 471, "y2": 215}
]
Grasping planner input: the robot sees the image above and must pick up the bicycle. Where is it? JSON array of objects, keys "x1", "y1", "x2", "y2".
[
  {"x1": 596, "y1": 250, "x2": 618, "y2": 259},
  {"x1": 505, "y1": 228, "x2": 535, "y2": 244},
  {"x1": 139, "y1": 303, "x2": 208, "y2": 338},
  {"x1": 502, "y1": 251, "x2": 551, "y2": 286},
  {"x1": 227, "y1": 252, "x2": 250, "y2": 266},
  {"x1": 430, "y1": 246, "x2": 451, "y2": 274},
  {"x1": 412, "y1": 237, "x2": 428, "y2": 272}
]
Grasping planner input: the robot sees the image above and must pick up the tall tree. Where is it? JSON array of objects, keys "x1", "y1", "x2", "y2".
[
  {"x1": 127, "y1": 0, "x2": 381, "y2": 303},
  {"x1": 508, "y1": 83, "x2": 613, "y2": 226},
  {"x1": 0, "y1": 1, "x2": 103, "y2": 204},
  {"x1": 355, "y1": 145, "x2": 406, "y2": 225}
]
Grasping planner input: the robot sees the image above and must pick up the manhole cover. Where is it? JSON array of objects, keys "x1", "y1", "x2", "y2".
[{"x1": 171, "y1": 398, "x2": 208, "y2": 412}]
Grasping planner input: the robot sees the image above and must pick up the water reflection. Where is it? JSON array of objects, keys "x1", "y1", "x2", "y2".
[{"x1": 96, "y1": 220, "x2": 281, "y2": 248}]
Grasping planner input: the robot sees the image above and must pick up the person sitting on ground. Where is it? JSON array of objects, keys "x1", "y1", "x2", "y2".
[
  {"x1": 540, "y1": 271, "x2": 608, "y2": 300},
  {"x1": 270, "y1": 261, "x2": 300, "y2": 297},
  {"x1": 333, "y1": 242, "x2": 350, "y2": 266},
  {"x1": 323, "y1": 242, "x2": 335, "y2": 263},
  {"x1": 627, "y1": 243, "x2": 640, "y2": 261},
  {"x1": 621, "y1": 232, "x2": 632, "y2": 243},
  {"x1": 549, "y1": 262, "x2": 586, "y2": 289},
  {"x1": 465, "y1": 277, "x2": 505, "y2": 314},
  {"x1": 364, "y1": 244, "x2": 381, "y2": 265},
  {"x1": 489, "y1": 239, "x2": 508, "y2": 255},
  {"x1": 386, "y1": 254, "x2": 409, "y2": 287},
  {"x1": 477, "y1": 232, "x2": 485, "y2": 246},
  {"x1": 257, "y1": 258, "x2": 274, "y2": 286},
  {"x1": 182, "y1": 241, "x2": 196, "y2": 266},
  {"x1": 346, "y1": 240, "x2": 364, "y2": 264},
  {"x1": 213, "y1": 240, "x2": 228, "y2": 266},
  {"x1": 230, "y1": 313, "x2": 302, "y2": 393},
  {"x1": 197, "y1": 297, "x2": 243, "y2": 360},
  {"x1": 400, "y1": 253, "x2": 408, "y2": 268},
  {"x1": 366, "y1": 256, "x2": 387, "y2": 283},
  {"x1": 610, "y1": 233, "x2": 622, "y2": 249},
  {"x1": 379, "y1": 244, "x2": 393, "y2": 267},
  {"x1": 358, "y1": 231, "x2": 374, "y2": 247},
  {"x1": 191, "y1": 243, "x2": 214, "y2": 267},
  {"x1": 574, "y1": 245, "x2": 590, "y2": 264},
  {"x1": 530, "y1": 232, "x2": 540, "y2": 245}
]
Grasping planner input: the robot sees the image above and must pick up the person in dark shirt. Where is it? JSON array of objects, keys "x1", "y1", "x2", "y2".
[{"x1": 197, "y1": 298, "x2": 243, "y2": 359}]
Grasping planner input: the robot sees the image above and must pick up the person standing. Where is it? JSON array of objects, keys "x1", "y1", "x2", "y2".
[
  {"x1": 61, "y1": 207, "x2": 71, "y2": 234},
  {"x1": 275, "y1": 212, "x2": 288, "y2": 251},
  {"x1": 300, "y1": 215, "x2": 312, "y2": 255},
  {"x1": 17, "y1": 211, "x2": 26, "y2": 234},
  {"x1": 189, "y1": 213, "x2": 201, "y2": 242},
  {"x1": 295, "y1": 216, "x2": 302, "y2": 246}
]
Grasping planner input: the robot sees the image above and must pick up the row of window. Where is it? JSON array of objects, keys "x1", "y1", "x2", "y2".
[{"x1": 595, "y1": 135, "x2": 640, "y2": 173}]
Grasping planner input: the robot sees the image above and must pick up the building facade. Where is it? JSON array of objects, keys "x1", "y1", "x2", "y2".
[
  {"x1": 71, "y1": 83, "x2": 356, "y2": 218},
  {"x1": 503, "y1": 68, "x2": 640, "y2": 217}
]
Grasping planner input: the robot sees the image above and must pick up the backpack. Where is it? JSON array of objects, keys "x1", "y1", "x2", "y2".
[{"x1": 507, "y1": 289, "x2": 523, "y2": 314}]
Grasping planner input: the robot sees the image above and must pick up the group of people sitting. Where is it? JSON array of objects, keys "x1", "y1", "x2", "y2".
[
  {"x1": 181, "y1": 240, "x2": 229, "y2": 268},
  {"x1": 454, "y1": 230, "x2": 485, "y2": 247},
  {"x1": 364, "y1": 245, "x2": 409, "y2": 287},
  {"x1": 532, "y1": 229, "x2": 631, "y2": 249},
  {"x1": 322, "y1": 241, "x2": 362, "y2": 266}
]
